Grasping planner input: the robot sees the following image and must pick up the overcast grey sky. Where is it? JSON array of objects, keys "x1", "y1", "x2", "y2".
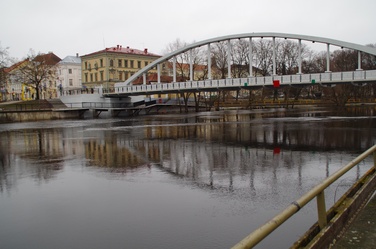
[{"x1": 1, "y1": 0, "x2": 375, "y2": 60}]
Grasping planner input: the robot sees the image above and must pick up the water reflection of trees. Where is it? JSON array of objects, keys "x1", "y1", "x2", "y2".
[
  {"x1": 1, "y1": 107, "x2": 374, "y2": 193},
  {"x1": 0, "y1": 129, "x2": 65, "y2": 192},
  {"x1": 81, "y1": 109, "x2": 374, "y2": 193}
]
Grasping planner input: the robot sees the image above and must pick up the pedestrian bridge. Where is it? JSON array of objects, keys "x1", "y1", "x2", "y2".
[
  {"x1": 106, "y1": 32, "x2": 376, "y2": 97},
  {"x1": 110, "y1": 70, "x2": 376, "y2": 96}
]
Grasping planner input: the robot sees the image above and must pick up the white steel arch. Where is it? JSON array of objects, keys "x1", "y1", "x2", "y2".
[{"x1": 118, "y1": 32, "x2": 376, "y2": 86}]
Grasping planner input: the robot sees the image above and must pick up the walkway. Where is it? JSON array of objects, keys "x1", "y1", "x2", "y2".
[{"x1": 333, "y1": 190, "x2": 376, "y2": 248}]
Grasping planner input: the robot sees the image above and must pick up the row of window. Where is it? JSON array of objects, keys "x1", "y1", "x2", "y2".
[
  {"x1": 84, "y1": 59, "x2": 150, "y2": 70},
  {"x1": 58, "y1": 68, "x2": 76, "y2": 75},
  {"x1": 84, "y1": 71, "x2": 135, "y2": 83}
]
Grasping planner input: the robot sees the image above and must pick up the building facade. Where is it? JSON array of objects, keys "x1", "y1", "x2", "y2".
[
  {"x1": 4, "y1": 59, "x2": 30, "y2": 101},
  {"x1": 3, "y1": 52, "x2": 61, "y2": 101},
  {"x1": 81, "y1": 45, "x2": 161, "y2": 91},
  {"x1": 57, "y1": 54, "x2": 82, "y2": 96}
]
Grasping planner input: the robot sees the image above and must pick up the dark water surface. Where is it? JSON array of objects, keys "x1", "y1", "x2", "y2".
[{"x1": 0, "y1": 106, "x2": 375, "y2": 249}]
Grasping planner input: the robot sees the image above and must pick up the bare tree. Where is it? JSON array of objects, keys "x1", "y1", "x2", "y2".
[
  {"x1": 0, "y1": 43, "x2": 10, "y2": 68},
  {"x1": 362, "y1": 44, "x2": 376, "y2": 70},
  {"x1": 231, "y1": 39, "x2": 249, "y2": 78},
  {"x1": 211, "y1": 41, "x2": 228, "y2": 79},
  {"x1": 18, "y1": 50, "x2": 60, "y2": 100},
  {"x1": 253, "y1": 39, "x2": 274, "y2": 76},
  {"x1": 331, "y1": 49, "x2": 358, "y2": 72},
  {"x1": 163, "y1": 38, "x2": 205, "y2": 81}
]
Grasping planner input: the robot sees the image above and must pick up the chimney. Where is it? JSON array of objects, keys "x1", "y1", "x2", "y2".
[{"x1": 144, "y1": 48, "x2": 148, "y2": 54}]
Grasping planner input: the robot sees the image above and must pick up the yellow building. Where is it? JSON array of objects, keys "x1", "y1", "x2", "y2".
[{"x1": 81, "y1": 45, "x2": 161, "y2": 91}]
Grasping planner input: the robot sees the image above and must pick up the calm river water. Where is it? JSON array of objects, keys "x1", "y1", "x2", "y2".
[{"x1": 0, "y1": 106, "x2": 375, "y2": 249}]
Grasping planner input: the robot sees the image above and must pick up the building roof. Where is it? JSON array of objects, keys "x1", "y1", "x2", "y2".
[
  {"x1": 4, "y1": 59, "x2": 29, "y2": 73},
  {"x1": 60, "y1": 55, "x2": 81, "y2": 64},
  {"x1": 82, "y1": 45, "x2": 161, "y2": 58},
  {"x1": 166, "y1": 61, "x2": 207, "y2": 71},
  {"x1": 34, "y1": 52, "x2": 61, "y2": 65}
]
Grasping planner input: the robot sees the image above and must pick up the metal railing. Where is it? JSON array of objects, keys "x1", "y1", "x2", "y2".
[
  {"x1": 231, "y1": 144, "x2": 376, "y2": 249},
  {"x1": 113, "y1": 70, "x2": 376, "y2": 96}
]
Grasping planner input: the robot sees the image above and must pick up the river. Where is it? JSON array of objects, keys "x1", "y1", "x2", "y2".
[{"x1": 0, "y1": 106, "x2": 375, "y2": 249}]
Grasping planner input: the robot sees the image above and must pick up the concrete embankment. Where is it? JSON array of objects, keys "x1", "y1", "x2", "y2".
[
  {"x1": 0, "y1": 109, "x2": 86, "y2": 123},
  {"x1": 0, "y1": 99, "x2": 87, "y2": 123}
]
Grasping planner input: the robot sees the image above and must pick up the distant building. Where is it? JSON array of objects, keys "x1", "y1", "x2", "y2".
[
  {"x1": 32, "y1": 52, "x2": 61, "y2": 99},
  {"x1": 4, "y1": 59, "x2": 28, "y2": 101},
  {"x1": 57, "y1": 54, "x2": 82, "y2": 96},
  {"x1": 81, "y1": 45, "x2": 161, "y2": 91},
  {"x1": 3, "y1": 52, "x2": 61, "y2": 101}
]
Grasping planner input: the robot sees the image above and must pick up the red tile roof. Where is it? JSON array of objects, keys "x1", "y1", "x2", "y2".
[
  {"x1": 83, "y1": 45, "x2": 161, "y2": 57},
  {"x1": 4, "y1": 59, "x2": 29, "y2": 73},
  {"x1": 165, "y1": 61, "x2": 207, "y2": 71},
  {"x1": 34, "y1": 52, "x2": 61, "y2": 65}
]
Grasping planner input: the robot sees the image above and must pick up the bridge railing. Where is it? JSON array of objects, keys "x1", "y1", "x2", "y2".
[
  {"x1": 231, "y1": 144, "x2": 376, "y2": 249},
  {"x1": 113, "y1": 70, "x2": 376, "y2": 95}
]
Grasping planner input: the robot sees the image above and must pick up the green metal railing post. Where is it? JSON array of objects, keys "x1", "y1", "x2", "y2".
[{"x1": 317, "y1": 191, "x2": 327, "y2": 229}]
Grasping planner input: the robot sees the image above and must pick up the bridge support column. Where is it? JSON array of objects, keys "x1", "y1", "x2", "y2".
[
  {"x1": 173, "y1": 57, "x2": 177, "y2": 82},
  {"x1": 273, "y1": 37, "x2": 276, "y2": 75},
  {"x1": 326, "y1": 44, "x2": 331, "y2": 72},
  {"x1": 298, "y1": 39, "x2": 302, "y2": 74},
  {"x1": 227, "y1": 40, "x2": 231, "y2": 78},
  {"x1": 208, "y1": 44, "x2": 212, "y2": 79},
  {"x1": 157, "y1": 64, "x2": 161, "y2": 83},
  {"x1": 190, "y1": 50, "x2": 193, "y2": 81},
  {"x1": 249, "y1": 37, "x2": 253, "y2": 77},
  {"x1": 357, "y1": 51, "x2": 362, "y2": 70}
]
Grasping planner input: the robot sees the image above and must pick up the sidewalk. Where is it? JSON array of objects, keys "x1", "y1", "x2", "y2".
[{"x1": 332, "y1": 191, "x2": 376, "y2": 248}]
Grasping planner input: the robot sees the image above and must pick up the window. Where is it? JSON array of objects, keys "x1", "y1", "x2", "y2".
[
  {"x1": 85, "y1": 73, "x2": 88, "y2": 82},
  {"x1": 118, "y1": 59, "x2": 122, "y2": 67},
  {"x1": 145, "y1": 61, "x2": 148, "y2": 67},
  {"x1": 130, "y1": 60, "x2": 134, "y2": 68},
  {"x1": 69, "y1": 79, "x2": 73, "y2": 86},
  {"x1": 138, "y1": 61, "x2": 141, "y2": 68},
  {"x1": 100, "y1": 71, "x2": 104, "y2": 81},
  {"x1": 110, "y1": 59, "x2": 114, "y2": 67},
  {"x1": 95, "y1": 73, "x2": 98, "y2": 82},
  {"x1": 119, "y1": 72, "x2": 123, "y2": 81},
  {"x1": 100, "y1": 59, "x2": 103, "y2": 67},
  {"x1": 68, "y1": 69, "x2": 72, "y2": 74},
  {"x1": 84, "y1": 62, "x2": 87, "y2": 70},
  {"x1": 90, "y1": 74, "x2": 93, "y2": 82},
  {"x1": 124, "y1": 60, "x2": 128, "y2": 68}
]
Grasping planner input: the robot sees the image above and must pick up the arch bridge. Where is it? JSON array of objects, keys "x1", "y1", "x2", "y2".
[{"x1": 107, "y1": 32, "x2": 376, "y2": 97}]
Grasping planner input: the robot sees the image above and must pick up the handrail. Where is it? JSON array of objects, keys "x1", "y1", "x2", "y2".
[
  {"x1": 232, "y1": 144, "x2": 376, "y2": 249},
  {"x1": 111, "y1": 70, "x2": 376, "y2": 96}
]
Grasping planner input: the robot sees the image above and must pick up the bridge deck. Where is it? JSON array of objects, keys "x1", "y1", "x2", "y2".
[{"x1": 110, "y1": 70, "x2": 376, "y2": 97}]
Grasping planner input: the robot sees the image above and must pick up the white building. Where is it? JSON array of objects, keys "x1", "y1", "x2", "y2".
[{"x1": 57, "y1": 54, "x2": 81, "y2": 96}]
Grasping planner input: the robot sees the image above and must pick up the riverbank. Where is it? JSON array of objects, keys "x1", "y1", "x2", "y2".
[{"x1": 0, "y1": 99, "x2": 87, "y2": 123}]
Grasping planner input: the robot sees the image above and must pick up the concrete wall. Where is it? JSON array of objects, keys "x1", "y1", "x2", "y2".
[
  {"x1": 60, "y1": 92, "x2": 145, "y2": 108},
  {"x1": 0, "y1": 110, "x2": 84, "y2": 123}
]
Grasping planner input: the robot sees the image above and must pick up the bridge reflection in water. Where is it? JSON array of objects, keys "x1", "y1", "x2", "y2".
[{"x1": 0, "y1": 106, "x2": 375, "y2": 248}]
